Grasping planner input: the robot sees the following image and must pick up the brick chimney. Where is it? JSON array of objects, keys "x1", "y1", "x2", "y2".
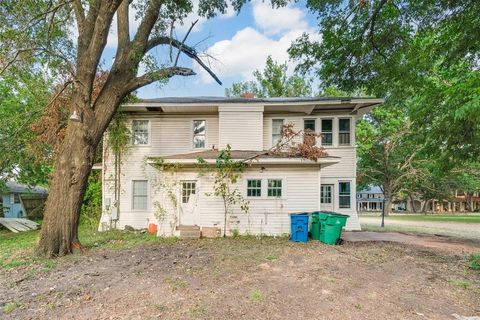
[{"x1": 241, "y1": 92, "x2": 255, "y2": 99}]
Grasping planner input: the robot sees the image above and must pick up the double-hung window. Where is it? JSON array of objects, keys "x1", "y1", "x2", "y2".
[
  {"x1": 267, "y1": 179, "x2": 282, "y2": 198},
  {"x1": 320, "y1": 185, "x2": 332, "y2": 204},
  {"x1": 182, "y1": 181, "x2": 197, "y2": 203},
  {"x1": 304, "y1": 119, "x2": 316, "y2": 145},
  {"x1": 132, "y1": 120, "x2": 149, "y2": 145},
  {"x1": 193, "y1": 120, "x2": 206, "y2": 149},
  {"x1": 321, "y1": 119, "x2": 333, "y2": 146},
  {"x1": 247, "y1": 179, "x2": 262, "y2": 197},
  {"x1": 272, "y1": 119, "x2": 284, "y2": 147},
  {"x1": 338, "y1": 118, "x2": 351, "y2": 146},
  {"x1": 339, "y1": 182, "x2": 351, "y2": 208},
  {"x1": 132, "y1": 180, "x2": 148, "y2": 210}
]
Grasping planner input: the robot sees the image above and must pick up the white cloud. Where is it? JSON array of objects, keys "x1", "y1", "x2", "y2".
[
  {"x1": 252, "y1": 0, "x2": 309, "y2": 36},
  {"x1": 193, "y1": 3, "x2": 318, "y2": 84}
]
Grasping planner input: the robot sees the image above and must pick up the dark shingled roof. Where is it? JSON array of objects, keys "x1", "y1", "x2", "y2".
[
  {"x1": 138, "y1": 96, "x2": 370, "y2": 104},
  {"x1": 160, "y1": 149, "x2": 338, "y2": 160}
]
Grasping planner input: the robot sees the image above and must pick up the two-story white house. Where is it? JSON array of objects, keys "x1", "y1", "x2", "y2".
[{"x1": 99, "y1": 96, "x2": 383, "y2": 236}]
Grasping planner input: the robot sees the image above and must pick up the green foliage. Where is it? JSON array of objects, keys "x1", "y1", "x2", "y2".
[
  {"x1": 468, "y1": 253, "x2": 480, "y2": 271},
  {"x1": 107, "y1": 111, "x2": 131, "y2": 155},
  {"x1": 80, "y1": 171, "x2": 102, "y2": 231},
  {"x1": 2, "y1": 302, "x2": 19, "y2": 314},
  {"x1": 225, "y1": 56, "x2": 312, "y2": 97},
  {"x1": 0, "y1": 69, "x2": 52, "y2": 185},
  {"x1": 290, "y1": 0, "x2": 480, "y2": 163},
  {"x1": 197, "y1": 145, "x2": 249, "y2": 236}
]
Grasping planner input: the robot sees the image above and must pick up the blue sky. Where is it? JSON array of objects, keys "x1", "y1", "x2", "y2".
[{"x1": 101, "y1": 1, "x2": 319, "y2": 98}]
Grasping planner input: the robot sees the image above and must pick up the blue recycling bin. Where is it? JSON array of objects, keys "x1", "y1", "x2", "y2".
[{"x1": 290, "y1": 213, "x2": 309, "y2": 243}]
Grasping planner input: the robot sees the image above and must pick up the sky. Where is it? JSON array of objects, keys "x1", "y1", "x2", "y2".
[{"x1": 100, "y1": 1, "x2": 319, "y2": 99}]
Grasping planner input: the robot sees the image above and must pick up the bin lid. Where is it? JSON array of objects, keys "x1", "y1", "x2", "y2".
[{"x1": 289, "y1": 212, "x2": 309, "y2": 216}]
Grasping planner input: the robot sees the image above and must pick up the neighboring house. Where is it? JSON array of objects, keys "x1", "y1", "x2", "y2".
[
  {"x1": 356, "y1": 185, "x2": 384, "y2": 212},
  {"x1": 357, "y1": 184, "x2": 480, "y2": 213},
  {"x1": 1, "y1": 181, "x2": 48, "y2": 218},
  {"x1": 99, "y1": 96, "x2": 383, "y2": 236}
]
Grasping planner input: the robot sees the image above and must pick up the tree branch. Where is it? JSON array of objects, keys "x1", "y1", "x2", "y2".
[
  {"x1": 126, "y1": 67, "x2": 196, "y2": 92},
  {"x1": 72, "y1": 0, "x2": 85, "y2": 30},
  {"x1": 146, "y1": 36, "x2": 222, "y2": 85},
  {"x1": 116, "y1": 0, "x2": 130, "y2": 57}
]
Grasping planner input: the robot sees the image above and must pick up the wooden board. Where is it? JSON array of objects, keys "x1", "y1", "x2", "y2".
[{"x1": 0, "y1": 218, "x2": 39, "y2": 233}]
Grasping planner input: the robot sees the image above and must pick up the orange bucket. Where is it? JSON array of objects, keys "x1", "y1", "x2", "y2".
[{"x1": 148, "y1": 223, "x2": 158, "y2": 234}]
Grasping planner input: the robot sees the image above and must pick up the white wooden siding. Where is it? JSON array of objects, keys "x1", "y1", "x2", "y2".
[
  {"x1": 219, "y1": 106, "x2": 263, "y2": 150},
  {"x1": 100, "y1": 110, "x2": 362, "y2": 233}
]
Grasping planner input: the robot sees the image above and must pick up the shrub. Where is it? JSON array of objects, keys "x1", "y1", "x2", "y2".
[{"x1": 468, "y1": 253, "x2": 480, "y2": 270}]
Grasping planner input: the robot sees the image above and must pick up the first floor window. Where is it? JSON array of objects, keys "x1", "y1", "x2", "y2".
[
  {"x1": 321, "y1": 119, "x2": 333, "y2": 146},
  {"x1": 132, "y1": 120, "x2": 149, "y2": 145},
  {"x1": 339, "y1": 182, "x2": 351, "y2": 208},
  {"x1": 320, "y1": 185, "x2": 332, "y2": 204},
  {"x1": 268, "y1": 179, "x2": 282, "y2": 197},
  {"x1": 272, "y1": 119, "x2": 284, "y2": 146},
  {"x1": 339, "y1": 118, "x2": 351, "y2": 145},
  {"x1": 247, "y1": 179, "x2": 262, "y2": 197},
  {"x1": 193, "y1": 120, "x2": 206, "y2": 148},
  {"x1": 182, "y1": 181, "x2": 197, "y2": 203},
  {"x1": 132, "y1": 180, "x2": 148, "y2": 210}
]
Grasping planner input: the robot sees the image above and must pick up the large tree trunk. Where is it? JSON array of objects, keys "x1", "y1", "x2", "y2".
[
  {"x1": 37, "y1": 121, "x2": 98, "y2": 256},
  {"x1": 384, "y1": 197, "x2": 393, "y2": 216}
]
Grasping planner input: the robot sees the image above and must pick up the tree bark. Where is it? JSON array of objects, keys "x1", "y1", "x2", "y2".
[{"x1": 37, "y1": 120, "x2": 97, "y2": 256}]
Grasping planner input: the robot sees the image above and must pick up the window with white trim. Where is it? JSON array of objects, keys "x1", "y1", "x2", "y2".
[
  {"x1": 272, "y1": 119, "x2": 284, "y2": 146},
  {"x1": 132, "y1": 180, "x2": 148, "y2": 210},
  {"x1": 320, "y1": 184, "x2": 332, "y2": 204},
  {"x1": 339, "y1": 182, "x2": 351, "y2": 208},
  {"x1": 132, "y1": 120, "x2": 149, "y2": 145},
  {"x1": 247, "y1": 179, "x2": 262, "y2": 197},
  {"x1": 267, "y1": 179, "x2": 282, "y2": 197},
  {"x1": 193, "y1": 120, "x2": 206, "y2": 149},
  {"x1": 321, "y1": 119, "x2": 333, "y2": 146},
  {"x1": 182, "y1": 181, "x2": 197, "y2": 203},
  {"x1": 339, "y1": 118, "x2": 351, "y2": 146},
  {"x1": 304, "y1": 119, "x2": 316, "y2": 145}
]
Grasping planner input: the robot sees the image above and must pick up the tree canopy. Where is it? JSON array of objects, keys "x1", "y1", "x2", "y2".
[
  {"x1": 225, "y1": 56, "x2": 313, "y2": 97},
  {"x1": 289, "y1": 0, "x2": 480, "y2": 163}
]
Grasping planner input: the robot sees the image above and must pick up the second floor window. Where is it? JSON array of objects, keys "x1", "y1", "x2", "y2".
[
  {"x1": 304, "y1": 119, "x2": 316, "y2": 145},
  {"x1": 339, "y1": 182, "x2": 351, "y2": 208},
  {"x1": 193, "y1": 120, "x2": 206, "y2": 149},
  {"x1": 339, "y1": 118, "x2": 351, "y2": 145},
  {"x1": 321, "y1": 119, "x2": 333, "y2": 146},
  {"x1": 272, "y1": 119, "x2": 284, "y2": 146},
  {"x1": 132, "y1": 120, "x2": 149, "y2": 145}
]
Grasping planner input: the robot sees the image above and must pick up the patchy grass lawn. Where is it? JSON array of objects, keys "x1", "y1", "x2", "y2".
[
  {"x1": 0, "y1": 224, "x2": 167, "y2": 270},
  {"x1": 1, "y1": 229, "x2": 479, "y2": 319},
  {"x1": 359, "y1": 213, "x2": 480, "y2": 223}
]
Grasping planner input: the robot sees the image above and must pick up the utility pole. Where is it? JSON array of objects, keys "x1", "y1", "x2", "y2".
[{"x1": 381, "y1": 195, "x2": 387, "y2": 228}]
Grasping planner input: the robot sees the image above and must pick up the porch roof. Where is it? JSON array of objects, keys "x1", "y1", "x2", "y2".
[{"x1": 148, "y1": 149, "x2": 340, "y2": 166}]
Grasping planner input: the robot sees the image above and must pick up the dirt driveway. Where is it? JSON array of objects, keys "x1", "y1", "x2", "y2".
[{"x1": 1, "y1": 236, "x2": 479, "y2": 320}]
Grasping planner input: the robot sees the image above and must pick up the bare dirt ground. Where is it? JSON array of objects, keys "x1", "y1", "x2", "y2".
[
  {"x1": 359, "y1": 216, "x2": 480, "y2": 241},
  {"x1": 1, "y1": 237, "x2": 479, "y2": 320}
]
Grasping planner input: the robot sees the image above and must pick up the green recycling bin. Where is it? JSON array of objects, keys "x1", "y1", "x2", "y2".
[
  {"x1": 317, "y1": 212, "x2": 349, "y2": 245},
  {"x1": 310, "y1": 212, "x2": 321, "y2": 240}
]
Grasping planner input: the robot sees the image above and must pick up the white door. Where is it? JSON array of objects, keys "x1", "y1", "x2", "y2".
[
  {"x1": 180, "y1": 180, "x2": 199, "y2": 226},
  {"x1": 320, "y1": 184, "x2": 334, "y2": 211}
]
